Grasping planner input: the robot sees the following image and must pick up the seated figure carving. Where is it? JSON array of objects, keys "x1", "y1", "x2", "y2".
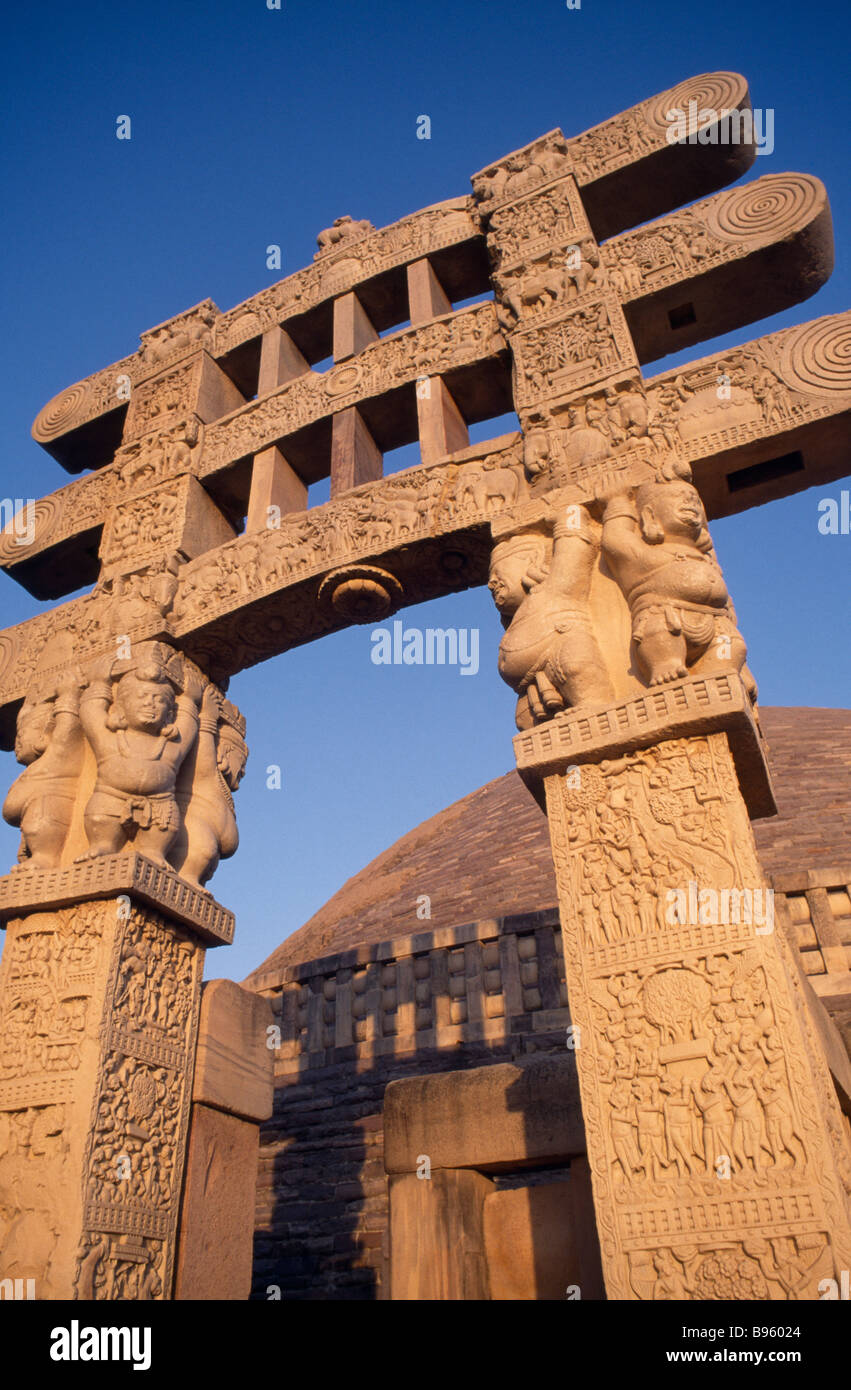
[{"x1": 315, "y1": 215, "x2": 373, "y2": 255}]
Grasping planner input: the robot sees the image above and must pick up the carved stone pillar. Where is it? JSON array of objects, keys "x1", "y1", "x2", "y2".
[
  {"x1": 0, "y1": 639, "x2": 246, "y2": 1299},
  {"x1": 471, "y1": 121, "x2": 851, "y2": 1298},
  {"x1": 0, "y1": 863, "x2": 232, "y2": 1298},
  {"x1": 488, "y1": 471, "x2": 851, "y2": 1300},
  {"x1": 536, "y1": 727, "x2": 851, "y2": 1299}
]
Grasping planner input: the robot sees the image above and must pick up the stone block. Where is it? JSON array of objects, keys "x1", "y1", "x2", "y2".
[
  {"x1": 389, "y1": 1169, "x2": 493, "y2": 1300},
  {"x1": 484, "y1": 1162, "x2": 604, "y2": 1300},
  {"x1": 330, "y1": 406, "x2": 382, "y2": 496},
  {"x1": 192, "y1": 978, "x2": 275, "y2": 1121},
  {"x1": 333, "y1": 291, "x2": 379, "y2": 361},
  {"x1": 0, "y1": 853, "x2": 234, "y2": 945},
  {"x1": 383, "y1": 1054, "x2": 585, "y2": 1174},
  {"x1": 258, "y1": 325, "x2": 309, "y2": 395},
  {"x1": 798, "y1": 969, "x2": 851, "y2": 1115},
  {"x1": 416, "y1": 376, "x2": 469, "y2": 465},
  {"x1": 407, "y1": 259, "x2": 452, "y2": 325},
  {"x1": 246, "y1": 446, "x2": 307, "y2": 531},
  {"x1": 174, "y1": 1103, "x2": 260, "y2": 1300}
]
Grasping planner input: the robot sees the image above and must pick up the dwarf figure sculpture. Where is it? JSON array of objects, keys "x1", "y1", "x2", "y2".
[
  {"x1": 171, "y1": 685, "x2": 248, "y2": 890},
  {"x1": 599, "y1": 473, "x2": 756, "y2": 695},
  {"x1": 489, "y1": 500, "x2": 614, "y2": 729},
  {"x1": 78, "y1": 642, "x2": 203, "y2": 866},
  {"x1": 3, "y1": 670, "x2": 85, "y2": 869}
]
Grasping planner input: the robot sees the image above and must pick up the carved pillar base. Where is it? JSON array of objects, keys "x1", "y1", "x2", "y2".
[
  {"x1": 526, "y1": 717, "x2": 851, "y2": 1300},
  {"x1": 0, "y1": 857, "x2": 234, "y2": 1299}
]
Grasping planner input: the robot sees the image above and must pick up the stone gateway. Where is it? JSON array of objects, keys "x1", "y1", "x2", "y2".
[{"x1": 1, "y1": 69, "x2": 850, "y2": 1302}]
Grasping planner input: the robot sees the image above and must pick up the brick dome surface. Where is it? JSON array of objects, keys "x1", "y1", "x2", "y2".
[{"x1": 246, "y1": 707, "x2": 851, "y2": 985}]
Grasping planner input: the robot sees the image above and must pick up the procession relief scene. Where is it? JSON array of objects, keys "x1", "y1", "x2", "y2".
[
  {"x1": 3, "y1": 306, "x2": 846, "y2": 602},
  {"x1": 74, "y1": 903, "x2": 202, "y2": 1300},
  {"x1": 0, "y1": 902, "x2": 107, "y2": 1297}
]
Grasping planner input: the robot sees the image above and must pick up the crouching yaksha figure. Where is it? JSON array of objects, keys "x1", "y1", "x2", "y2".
[
  {"x1": 488, "y1": 496, "x2": 614, "y2": 729},
  {"x1": 78, "y1": 642, "x2": 204, "y2": 867},
  {"x1": 598, "y1": 469, "x2": 757, "y2": 697}
]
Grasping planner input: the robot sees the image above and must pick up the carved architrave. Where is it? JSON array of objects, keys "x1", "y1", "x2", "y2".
[
  {"x1": 0, "y1": 437, "x2": 529, "y2": 707},
  {"x1": 200, "y1": 301, "x2": 505, "y2": 475},
  {"x1": 11, "y1": 310, "x2": 849, "y2": 587},
  {"x1": 567, "y1": 71, "x2": 750, "y2": 185},
  {"x1": 601, "y1": 174, "x2": 827, "y2": 305},
  {"x1": 645, "y1": 315, "x2": 851, "y2": 467},
  {"x1": 603, "y1": 208, "x2": 732, "y2": 302},
  {"x1": 31, "y1": 199, "x2": 481, "y2": 450},
  {"x1": 215, "y1": 200, "x2": 477, "y2": 353},
  {"x1": 174, "y1": 440, "x2": 524, "y2": 625},
  {"x1": 32, "y1": 359, "x2": 137, "y2": 447}
]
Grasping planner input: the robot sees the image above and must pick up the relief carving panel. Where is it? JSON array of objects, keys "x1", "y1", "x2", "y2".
[{"x1": 545, "y1": 734, "x2": 851, "y2": 1299}]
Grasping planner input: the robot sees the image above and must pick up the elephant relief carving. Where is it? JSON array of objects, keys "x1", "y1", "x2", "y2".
[
  {"x1": 315, "y1": 215, "x2": 373, "y2": 255},
  {"x1": 452, "y1": 463, "x2": 523, "y2": 516},
  {"x1": 501, "y1": 242, "x2": 601, "y2": 323},
  {"x1": 488, "y1": 499, "x2": 614, "y2": 729}
]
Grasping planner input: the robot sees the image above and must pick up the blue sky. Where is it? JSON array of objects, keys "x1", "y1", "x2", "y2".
[{"x1": 0, "y1": 0, "x2": 849, "y2": 981}]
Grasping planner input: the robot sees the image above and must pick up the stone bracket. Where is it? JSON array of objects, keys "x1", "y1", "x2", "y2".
[
  {"x1": 0, "y1": 853, "x2": 234, "y2": 945},
  {"x1": 513, "y1": 672, "x2": 776, "y2": 820}
]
